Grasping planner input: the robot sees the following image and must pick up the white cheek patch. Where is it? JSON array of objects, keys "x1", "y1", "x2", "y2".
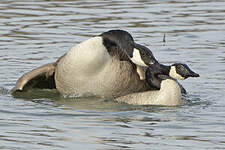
[
  {"x1": 136, "y1": 66, "x2": 146, "y2": 80},
  {"x1": 130, "y1": 48, "x2": 147, "y2": 67},
  {"x1": 169, "y1": 66, "x2": 185, "y2": 80}
]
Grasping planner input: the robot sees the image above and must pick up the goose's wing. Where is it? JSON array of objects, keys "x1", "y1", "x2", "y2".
[{"x1": 11, "y1": 62, "x2": 57, "y2": 93}]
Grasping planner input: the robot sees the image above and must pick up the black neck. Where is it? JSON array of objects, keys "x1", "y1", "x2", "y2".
[
  {"x1": 157, "y1": 64, "x2": 170, "y2": 75},
  {"x1": 145, "y1": 64, "x2": 171, "y2": 90},
  {"x1": 145, "y1": 67, "x2": 162, "y2": 90}
]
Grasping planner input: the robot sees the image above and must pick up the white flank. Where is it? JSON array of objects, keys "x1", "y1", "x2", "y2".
[
  {"x1": 136, "y1": 65, "x2": 146, "y2": 80},
  {"x1": 169, "y1": 66, "x2": 185, "y2": 80},
  {"x1": 130, "y1": 48, "x2": 147, "y2": 67}
]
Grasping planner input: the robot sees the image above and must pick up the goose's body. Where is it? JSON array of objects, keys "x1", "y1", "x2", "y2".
[
  {"x1": 116, "y1": 79, "x2": 181, "y2": 106},
  {"x1": 116, "y1": 63, "x2": 199, "y2": 106},
  {"x1": 55, "y1": 37, "x2": 149, "y2": 97},
  {"x1": 12, "y1": 30, "x2": 155, "y2": 98}
]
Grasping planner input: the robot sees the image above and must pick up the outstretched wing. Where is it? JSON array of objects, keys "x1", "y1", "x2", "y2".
[{"x1": 11, "y1": 63, "x2": 57, "y2": 93}]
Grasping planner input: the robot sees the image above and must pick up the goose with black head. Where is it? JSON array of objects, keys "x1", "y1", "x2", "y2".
[
  {"x1": 116, "y1": 63, "x2": 199, "y2": 106},
  {"x1": 12, "y1": 30, "x2": 161, "y2": 98}
]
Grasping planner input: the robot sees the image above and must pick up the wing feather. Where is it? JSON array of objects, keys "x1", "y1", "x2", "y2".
[{"x1": 11, "y1": 63, "x2": 56, "y2": 93}]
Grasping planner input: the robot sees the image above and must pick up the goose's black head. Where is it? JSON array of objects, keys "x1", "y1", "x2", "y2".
[
  {"x1": 145, "y1": 63, "x2": 200, "y2": 90},
  {"x1": 149, "y1": 63, "x2": 200, "y2": 80},
  {"x1": 133, "y1": 43, "x2": 159, "y2": 66},
  {"x1": 169, "y1": 63, "x2": 200, "y2": 80},
  {"x1": 100, "y1": 30, "x2": 160, "y2": 67}
]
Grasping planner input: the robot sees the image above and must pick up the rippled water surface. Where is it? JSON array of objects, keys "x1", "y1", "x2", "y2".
[{"x1": 0, "y1": 0, "x2": 225, "y2": 149}]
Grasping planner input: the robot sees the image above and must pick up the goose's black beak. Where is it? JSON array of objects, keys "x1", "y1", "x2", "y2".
[
  {"x1": 182, "y1": 66, "x2": 200, "y2": 79},
  {"x1": 186, "y1": 70, "x2": 200, "y2": 78}
]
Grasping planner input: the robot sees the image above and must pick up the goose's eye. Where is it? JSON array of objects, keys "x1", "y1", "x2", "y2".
[{"x1": 177, "y1": 65, "x2": 185, "y2": 72}]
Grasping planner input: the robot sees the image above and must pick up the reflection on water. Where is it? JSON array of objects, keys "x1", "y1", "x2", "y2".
[{"x1": 0, "y1": 0, "x2": 225, "y2": 149}]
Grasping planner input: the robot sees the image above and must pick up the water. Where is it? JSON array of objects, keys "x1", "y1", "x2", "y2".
[{"x1": 0, "y1": 0, "x2": 225, "y2": 149}]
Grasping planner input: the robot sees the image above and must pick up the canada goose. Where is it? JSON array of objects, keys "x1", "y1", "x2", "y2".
[
  {"x1": 12, "y1": 30, "x2": 160, "y2": 98},
  {"x1": 116, "y1": 64, "x2": 199, "y2": 106}
]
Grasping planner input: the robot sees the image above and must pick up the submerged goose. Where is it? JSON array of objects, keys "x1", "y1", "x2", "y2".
[
  {"x1": 12, "y1": 30, "x2": 161, "y2": 98},
  {"x1": 116, "y1": 63, "x2": 199, "y2": 106}
]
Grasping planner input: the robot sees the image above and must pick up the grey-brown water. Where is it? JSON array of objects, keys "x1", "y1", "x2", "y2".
[{"x1": 0, "y1": 0, "x2": 225, "y2": 149}]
